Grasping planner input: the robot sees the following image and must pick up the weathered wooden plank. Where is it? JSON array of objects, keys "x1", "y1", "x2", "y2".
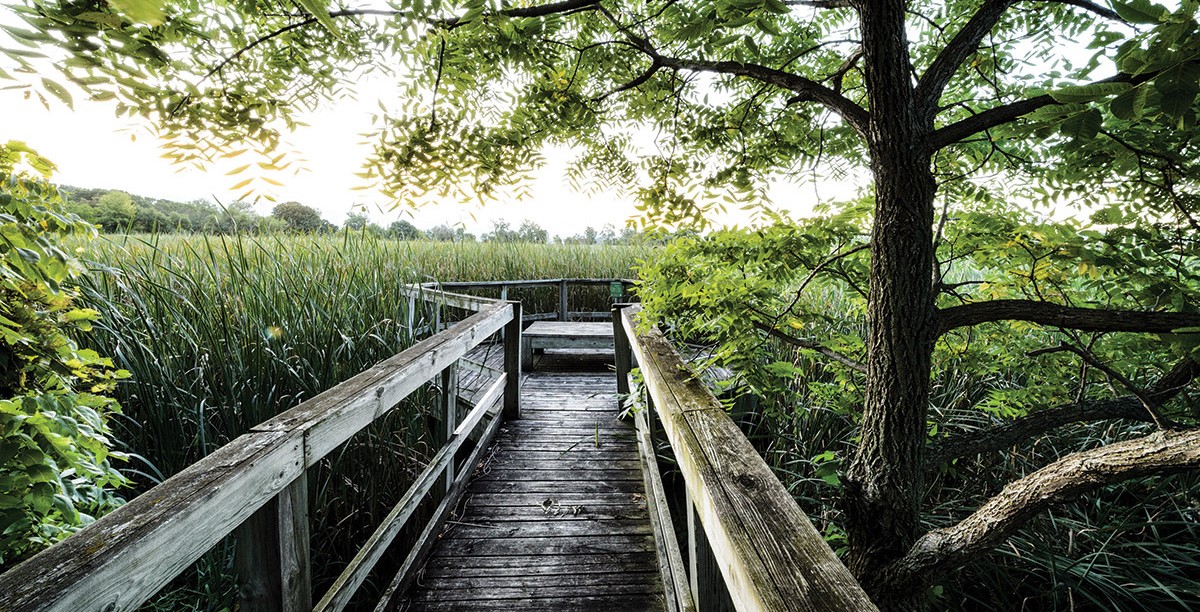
[
  {"x1": 501, "y1": 415, "x2": 627, "y2": 426},
  {"x1": 407, "y1": 580, "x2": 661, "y2": 602},
  {"x1": 441, "y1": 518, "x2": 652, "y2": 539},
  {"x1": 457, "y1": 492, "x2": 646, "y2": 507},
  {"x1": 413, "y1": 571, "x2": 662, "y2": 591},
  {"x1": 473, "y1": 468, "x2": 643, "y2": 482},
  {"x1": 525, "y1": 322, "x2": 615, "y2": 337},
  {"x1": 484, "y1": 458, "x2": 643, "y2": 471},
  {"x1": 558, "y1": 279, "x2": 570, "y2": 321},
  {"x1": 431, "y1": 533, "x2": 657, "y2": 557},
  {"x1": 0, "y1": 430, "x2": 302, "y2": 612},
  {"x1": 428, "y1": 278, "x2": 635, "y2": 289},
  {"x1": 421, "y1": 552, "x2": 657, "y2": 571},
  {"x1": 255, "y1": 302, "x2": 512, "y2": 464},
  {"x1": 466, "y1": 481, "x2": 646, "y2": 497},
  {"x1": 456, "y1": 504, "x2": 649, "y2": 521},
  {"x1": 620, "y1": 306, "x2": 876, "y2": 612},
  {"x1": 482, "y1": 449, "x2": 637, "y2": 461},
  {"x1": 235, "y1": 470, "x2": 312, "y2": 612},
  {"x1": 421, "y1": 559, "x2": 658, "y2": 578},
  {"x1": 403, "y1": 594, "x2": 665, "y2": 611},
  {"x1": 406, "y1": 284, "x2": 498, "y2": 312},
  {"x1": 614, "y1": 305, "x2": 634, "y2": 395}
]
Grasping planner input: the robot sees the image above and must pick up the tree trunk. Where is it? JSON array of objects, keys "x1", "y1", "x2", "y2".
[{"x1": 843, "y1": 2, "x2": 938, "y2": 609}]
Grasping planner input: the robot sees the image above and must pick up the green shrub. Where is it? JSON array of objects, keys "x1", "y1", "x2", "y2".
[{"x1": 0, "y1": 142, "x2": 128, "y2": 567}]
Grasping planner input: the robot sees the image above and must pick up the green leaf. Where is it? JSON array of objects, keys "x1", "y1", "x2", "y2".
[
  {"x1": 1112, "y1": 0, "x2": 1168, "y2": 24},
  {"x1": 1060, "y1": 108, "x2": 1102, "y2": 140},
  {"x1": 25, "y1": 463, "x2": 56, "y2": 483},
  {"x1": 294, "y1": 0, "x2": 341, "y2": 36},
  {"x1": 107, "y1": 0, "x2": 166, "y2": 26},
  {"x1": 40, "y1": 78, "x2": 73, "y2": 109},
  {"x1": 1049, "y1": 82, "x2": 1131, "y2": 104},
  {"x1": 1110, "y1": 85, "x2": 1148, "y2": 119}
]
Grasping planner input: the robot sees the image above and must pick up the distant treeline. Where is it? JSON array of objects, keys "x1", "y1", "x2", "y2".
[{"x1": 59, "y1": 186, "x2": 651, "y2": 244}]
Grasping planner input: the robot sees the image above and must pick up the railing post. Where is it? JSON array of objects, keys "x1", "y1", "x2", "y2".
[
  {"x1": 236, "y1": 469, "x2": 312, "y2": 612},
  {"x1": 504, "y1": 300, "x2": 522, "y2": 420},
  {"x1": 685, "y1": 489, "x2": 730, "y2": 611},
  {"x1": 439, "y1": 364, "x2": 458, "y2": 495},
  {"x1": 558, "y1": 279, "x2": 569, "y2": 321},
  {"x1": 405, "y1": 295, "x2": 416, "y2": 337},
  {"x1": 612, "y1": 304, "x2": 633, "y2": 396}
]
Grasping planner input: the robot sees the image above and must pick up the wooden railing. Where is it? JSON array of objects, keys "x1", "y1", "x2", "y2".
[
  {"x1": 0, "y1": 286, "x2": 522, "y2": 612},
  {"x1": 422, "y1": 277, "x2": 635, "y2": 323},
  {"x1": 613, "y1": 303, "x2": 877, "y2": 612}
]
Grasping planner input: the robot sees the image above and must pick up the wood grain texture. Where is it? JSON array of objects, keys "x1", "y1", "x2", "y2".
[
  {"x1": 392, "y1": 370, "x2": 666, "y2": 611},
  {"x1": 620, "y1": 305, "x2": 877, "y2": 612}
]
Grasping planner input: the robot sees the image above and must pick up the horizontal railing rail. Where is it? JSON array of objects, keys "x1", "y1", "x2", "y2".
[
  {"x1": 614, "y1": 303, "x2": 877, "y2": 612},
  {"x1": 0, "y1": 292, "x2": 521, "y2": 612},
  {"x1": 420, "y1": 277, "x2": 636, "y2": 323}
]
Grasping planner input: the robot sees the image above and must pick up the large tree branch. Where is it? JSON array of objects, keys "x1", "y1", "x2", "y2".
[
  {"x1": 1033, "y1": 0, "x2": 1124, "y2": 21},
  {"x1": 936, "y1": 299, "x2": 1200, "y2": 337},
  {"x1": 926, "y1": 357, "x2": 1199, "y2": 467},
  {"x1": 205, "y1": 0, "x2": 602, "y2": 80},
  {"x1": 889, "y1": 427, "x2": 1200, "y2": 592},
  {"x1": 929, "y1": 71, "x2": 1158, "y2": 149},
  {"x1": 623, "y1": 34, "x2": 870, "y2": 134},
  {"x1": 915, "y1": 0, "x2": 1017, "y2": 111}
]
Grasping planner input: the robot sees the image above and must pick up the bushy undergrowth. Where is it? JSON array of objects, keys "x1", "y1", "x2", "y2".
[
  {"x1": 638, "y1": 217, "x2": 1200, "y2": 611},
  {"x1": 0, "y1": 144, "x2": 127, "y2": 568},
  {"x1": 65, "y1": 232, "x2": 648, "y2": 608}
]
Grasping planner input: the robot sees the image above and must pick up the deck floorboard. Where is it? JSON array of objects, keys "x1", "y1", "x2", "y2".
[{"x1": 393, "y1": 342, "x2": 666, "y2": 611}]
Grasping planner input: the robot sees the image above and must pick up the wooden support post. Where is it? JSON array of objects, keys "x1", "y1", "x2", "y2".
[
  {"x1": 558, "y1": 279, "x2": 569, "y2": 321},
  {"x1": 612, "y1": 304, "x2": 633, "y2": 396},
  {"x1": 405, "y1": 296, "x2": 416, "y2": 337},
  {"x1": 685, "y1": 489, "x2": 731, "y2": 611},
  {"x1": 499, "y1": 284, "x2": 508, "y2": 303},
  {"x1": 236, "y1": 471, "x2": 311, "y2": 612},
  {"x1": 503, "y1": 301, "x2": 522, "y2": 420},
  {"x1": 439, "y1": 364, "x2": 458, "y2": 495}
]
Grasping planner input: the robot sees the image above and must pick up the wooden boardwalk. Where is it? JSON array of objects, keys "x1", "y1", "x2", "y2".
[{"x1": 392, "y1": 351, "x2": 666, "y2": 611}]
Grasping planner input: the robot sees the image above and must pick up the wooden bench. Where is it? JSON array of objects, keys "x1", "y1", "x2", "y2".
[{"x1": 521, "y1": 321, "x2": 614, "y2": 371}]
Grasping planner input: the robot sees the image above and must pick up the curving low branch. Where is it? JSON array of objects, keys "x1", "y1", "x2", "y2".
[
  {"x1": 935, "y1": 299, "x2": 1200, "y2": 337},
  {"x1": 889, "y1": 427, "x2": 1200, "y2": 592}
]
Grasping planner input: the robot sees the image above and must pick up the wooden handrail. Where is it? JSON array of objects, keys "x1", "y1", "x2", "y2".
[
  {"x1": 417, "y1": 278, "x2": 636, "y2": 323},
  {"x1": 614, "y1": 303, "x2": 877, "y2": 612},
  {"x1": 0, "y1": 300, "x2": 521, "y2": 612}
]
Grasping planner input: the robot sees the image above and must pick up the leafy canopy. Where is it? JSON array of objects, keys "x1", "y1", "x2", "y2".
[{"x1": 3, "y1": 0, "x2": 1200, "y2": 231}]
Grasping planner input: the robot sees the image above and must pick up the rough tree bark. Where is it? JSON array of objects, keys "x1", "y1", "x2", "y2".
[{"x1": 843, "y1": 2, "x2": 938, "y2": 608}]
